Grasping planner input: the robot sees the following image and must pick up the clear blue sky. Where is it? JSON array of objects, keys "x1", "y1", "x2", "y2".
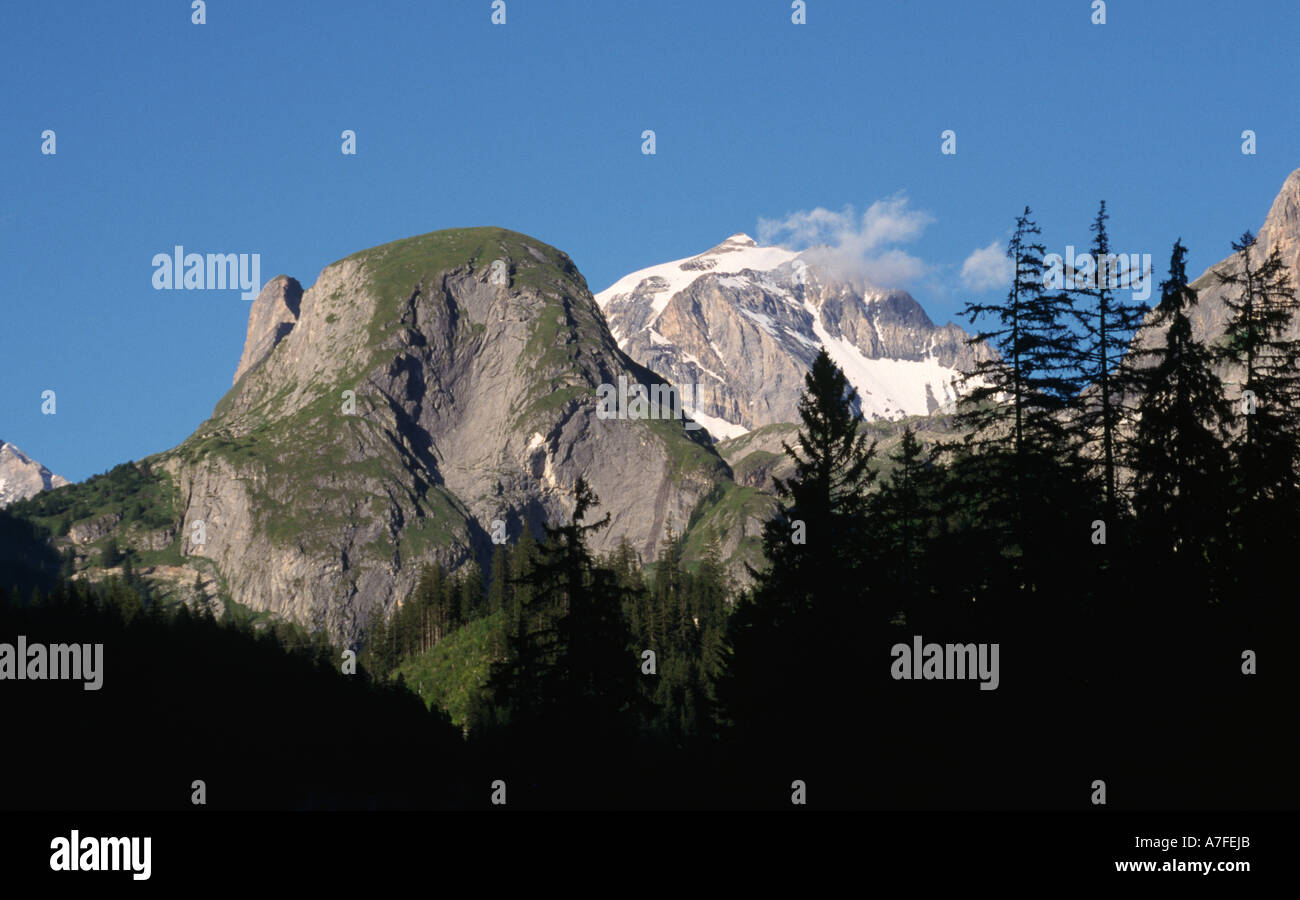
[{"x1": 3, "y1": 0, "x2": 1298, "y2": 482}]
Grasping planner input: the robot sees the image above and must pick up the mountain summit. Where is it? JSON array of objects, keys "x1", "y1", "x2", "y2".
[
  {"x1": 0, "y1": 440, "x2": 67, "y2": 508},
  {"x1": 1136, "y1": 167, "x2": 1300, "y2": 356},
  {"x1": 596, "y1": 235, "x2": 991, "y2": 437}
]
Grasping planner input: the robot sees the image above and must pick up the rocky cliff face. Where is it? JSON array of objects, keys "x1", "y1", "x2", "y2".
[
  {"x1": 152, "y1": 228, "x2": 732, "y2": 641},
  {"x1": 0, "y1": 440, "x2": 67, "y2": 507},
  {"x1": 1137, "y1": 168, "x2": 1300, "y2": 348},
  {"x1": 596, "y1": 234, "x2": 993, "y2": 437},
  {"x1": 232, "y1": 275, "x2": 302, "y2": 385}
]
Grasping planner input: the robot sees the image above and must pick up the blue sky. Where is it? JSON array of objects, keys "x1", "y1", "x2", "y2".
[{"x1": 3, "y1": 0, "x2": 1299, "y2": 482}]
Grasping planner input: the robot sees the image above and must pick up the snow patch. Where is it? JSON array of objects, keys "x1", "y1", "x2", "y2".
[
  {"x1": 681, "y1": 352, "x2": 728, "y2": 384},
  {"x1": 594, "y1": 236, "x2": 800, "y2": 321},
  {"x1": 685, "y1": 407, "x2": 750, "y2": 441},
  {"x1": 802, "y1": 296, "x2": 962, "y2": 418},
  {"x1": 740, "y1": 308, "x2": 779, "y2": 337}
]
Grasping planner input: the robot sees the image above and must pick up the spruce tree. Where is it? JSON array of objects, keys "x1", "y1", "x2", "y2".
[
  {"x1": 1127, "y1": 240, "x2": 1233, "y2": 596},
  {"x1": 719, "y1": 349, "x2": 878, "y2": 751},
  {"x1": 192, "y1": 572, "x2": 213, "y2": 620},
  {"x1": 1211, "y1": 231, "x2": 1300, "y2": 611},
  {"x1": 869, "y1": 424, "x2": 941, "y2": 625},
  {"x1": 487, "y1": 545, "x2": 511, "y2": 617},
  {"x1": 1073, "y1": 201, "x2": 1151, "y2": 521},
  {"x1": 953, "y1": 207, "x2": 1085, "y2": 586},
  {"x1": 1213, "y1": 232, "x2": 1300, "y2": 515},
  {"x1": 101, "y1": 536, "x2": 122, "y2": 568},
  {"x1": 487, "y1": 479, "x2": 639, "y2": 741}
]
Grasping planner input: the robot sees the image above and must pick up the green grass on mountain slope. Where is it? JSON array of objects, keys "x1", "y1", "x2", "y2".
[
  {"x1": 679, "y1": 480, "x2": 773, "y2": 576},
  {"x1": 394, "y1": 611, "x2": 502, "y2": 731},
  {"x1": 347, "y1": 227, "x2": 588, "y2": 350},
  {"x1": 8, "y1": 461, "x2": 179, "y2": 539}
]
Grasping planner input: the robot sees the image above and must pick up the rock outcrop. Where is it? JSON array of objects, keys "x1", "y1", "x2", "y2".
[{"x1": 232, "y1": 275, "x2": 303, "y2": 385}]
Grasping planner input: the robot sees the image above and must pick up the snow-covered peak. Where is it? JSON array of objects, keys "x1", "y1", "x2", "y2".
[{"x1": 595, "y1": 234, "x2": 800, "y2": 318}]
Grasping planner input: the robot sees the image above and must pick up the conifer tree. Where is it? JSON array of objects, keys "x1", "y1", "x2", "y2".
[
  {"x1": 1211, "y1": 231, "x2": 1300, "y2": 609},
  {"x1": 192, "y1": 572, "x2": 213, "y2": 620},
  {"x1": 1073, "y1": 201, "x2": 1151, "y2": 521},
  {"x1": 101, "y1": 536, "x2": 122, "y2": 568},
  {"x1": 364, "y1": 603, "x2": 392, "y2": 677},
  {"x1": 487, "y1": 545, "x2": 511, "y2": 617},
  {"x1": 1212, "y1": 232, "x2": 1300, "y2": 517},
  {"x1": 1127, "y1": 240, "x2": 1233, "y2": 591},
  {"x1": 720, "y1": 350, "x2": 878, "y2": 748},
  {"x1": 487, "y1": 480, "x2": 639, "y2": 740},
  {"x1": 954, "y1": 208, "x2": 1085, "y2": 583},
  {"x1": 869, "y1": 425, "x2": 941, "y2": 623}
]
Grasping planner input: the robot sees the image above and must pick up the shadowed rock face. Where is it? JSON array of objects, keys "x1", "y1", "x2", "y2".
[
  {"x1": 0, "y1": 440, "x2": 68, "y2": 508},
  {"x1": 232, "y1": 275, "x2": 303, "y2": 385},
  {"x1": 156, "y1": 228, "x2": 733, "y2": 642},
  {"x1": 596, "y1": 235, "x2": 993, "y2": 437}
]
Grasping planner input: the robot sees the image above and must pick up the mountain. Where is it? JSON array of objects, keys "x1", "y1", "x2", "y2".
[
  {"x1": 0, "y1": 440, "x2": 67, "y2": 507},
  {"x1": 18, "y1": 228, "x2": 747, "y2": 642},
  {"x1": 595, "y1": 234, "x2": 993, "y2": 438},
  {"x1": 1164, "y1": 167, "x2": 1300, "y2": 349}
]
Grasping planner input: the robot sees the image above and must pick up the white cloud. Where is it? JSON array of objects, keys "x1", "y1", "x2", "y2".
[
  {"x1": 756, "y1": 194, "x2": 933, "y2": 287},
  {"x1": 960, "y1": 240, "x2": 1013, "y2": 292}
]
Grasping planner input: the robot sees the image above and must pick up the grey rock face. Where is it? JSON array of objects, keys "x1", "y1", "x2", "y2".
[
  {"x1": 0, "y1": 440, "x2": 68, "y2": 507},
  {"x1": 232, "y1": 275, "x2": 303, "y2": 385},
  {"x1": 69, "y1": 512, "x2": 122, "y2": 545},
  {"x1": 156, "y1": 228, "x2": 732, "y2": 643}
]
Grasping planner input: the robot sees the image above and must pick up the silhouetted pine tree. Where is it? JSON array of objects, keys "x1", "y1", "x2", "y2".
[
  {"x1": 954, "y1": 208, "x2": 1085, "y2": 590},
  {"x1": 1213, "y1": 233, "x2": 1300, "y2": 510},
  {"x1": 1127, "y1": 240, "x2": 1233, "y2": 603},
  {"x1": 719, "y1": 349, "x2": 878, "y2": 754},
  {"x1": 1211, "y1": 231, "x2": 1300, "y2": 616},
  {"x1": 1073, "y1": 201, "x2": 1151, "y2": 522},
  {"x1": 487, "y1": 479, "x2": 640, "y2": 743},
  {"x1": 869, "y1": 424, "x2": 941, "y2": 626}
]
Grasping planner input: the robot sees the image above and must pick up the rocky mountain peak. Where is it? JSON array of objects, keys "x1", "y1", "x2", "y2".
[
  {"x1": 1134, "y1": 167, "x2": 1300, "y2": 361},
  {"x1": 232, "y1": 275, "x2": 303, "y2": 385},
  {"x1": 1256, "y1": 166, "x2": 1300, "y2": 268},
  {"x1": 597, "y1": 234, "x2": 993, "y2": 434},
  {"x1": 719, "y1": 233, "x2": 758, "y2": 247},
  {"x1": 0, "y1": 440, "x2": 68, "y2": 507},
  {"x1": 155, "y1": 227, "x2": 733, "y2": 641}
]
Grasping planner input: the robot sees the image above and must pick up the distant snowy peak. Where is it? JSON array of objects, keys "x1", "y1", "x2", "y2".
[
  {"x1": 0, "y1": 440, "x2": 69, "y2": 508},
  {"x1": 598, "y1": 234, "x2": 994, "y2": 439},
  {"x1": 595, "y1": 234, "x2": 801, "y2": 320}
]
